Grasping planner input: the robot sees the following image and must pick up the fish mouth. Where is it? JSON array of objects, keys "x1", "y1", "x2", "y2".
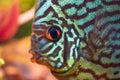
[
  {"x1": 29, "y1": 49, "x2": 68, "y2": 72},
  {"x1": 29, "y1": 49, "x2": 53, "y2": 68},
  {"x1": 29, "y1": 49, "x2": 45, "y2": 62}
]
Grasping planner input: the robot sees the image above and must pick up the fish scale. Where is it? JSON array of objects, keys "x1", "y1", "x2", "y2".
[{"x1": 30, "y1": 0, "x2": 120, "y2": 80}]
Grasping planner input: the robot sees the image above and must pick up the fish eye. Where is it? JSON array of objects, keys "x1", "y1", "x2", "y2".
[{"x1": 46, "y1": 26, "x2": 62, "y2": 42}]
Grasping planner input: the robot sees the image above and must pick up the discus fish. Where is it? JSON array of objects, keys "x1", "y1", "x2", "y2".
[{"x1": 30, "y1": 0, "x2": 120, "y2": 80}]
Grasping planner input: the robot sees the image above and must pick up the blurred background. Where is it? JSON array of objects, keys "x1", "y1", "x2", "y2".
[{"x1": 0, "y1": 0, "x2": 57, "y2": 80}]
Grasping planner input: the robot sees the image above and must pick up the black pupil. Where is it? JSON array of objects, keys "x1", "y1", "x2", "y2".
[{"x1": 49, "y1": 26, "x2": 59, "y2": 40}]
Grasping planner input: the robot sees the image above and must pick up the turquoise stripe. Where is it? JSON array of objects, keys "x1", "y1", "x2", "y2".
[
  {"x1": 98, "y1": 14, "x2": 120, "y2": 26},
  {"x1": 74, "y1": 12, "x2": 96, "y2": 26},
  {"x1": 58, "y1": 0, "x2": 84, "y2": 7},
  {"x1": 77, "y1": 7, "x2": 87, "y2": 16}
]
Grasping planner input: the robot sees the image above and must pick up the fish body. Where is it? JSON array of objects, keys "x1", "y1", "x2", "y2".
[{"x1": 30, "y1": 0, "x2": 120, "y2": 80}]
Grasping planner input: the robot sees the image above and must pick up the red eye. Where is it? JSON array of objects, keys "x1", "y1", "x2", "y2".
[{"x1": 46, "y1": 26, "x2": 62, "y2": 42}]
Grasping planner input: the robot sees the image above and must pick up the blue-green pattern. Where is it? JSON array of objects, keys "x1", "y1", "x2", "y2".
[{"x1": 30, "y1": 0, "x2": 120, "y2": 80}]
